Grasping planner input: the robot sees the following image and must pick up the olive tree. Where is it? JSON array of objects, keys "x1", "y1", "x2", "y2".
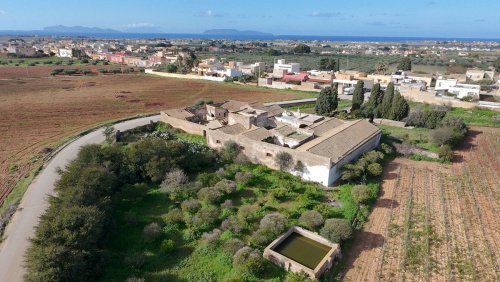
[
  {"x1": 298, "y1": 210, "x2": 324, "y2": 230},
  {"x1": 320, "y1": 218, "x2": 352, "y2": 243}
]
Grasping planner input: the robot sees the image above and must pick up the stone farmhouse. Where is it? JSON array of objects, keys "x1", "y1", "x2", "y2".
[{"x1": 160, "y1": 100, "x2": 381, "y2": 186}]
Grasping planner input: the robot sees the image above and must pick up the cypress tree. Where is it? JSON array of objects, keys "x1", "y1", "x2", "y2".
[
  {"x1": 331, "y1": 82, "x2": 339, "y2": 111},
  {"x1": 315, "y1": 86, "x2": 334, "y2": 116},
  {"x1": 390, "y1": 91, "x2": 410, "y2": 121},
  {"x1": 366, "y1": 83, "x2": 383, "y2": 117},
  {"x1": 378, "y1": 82, "x2": 395, "y2": 119},
  {"x1": 351, "y1": 80, "x2": 365, "y2": 111}
]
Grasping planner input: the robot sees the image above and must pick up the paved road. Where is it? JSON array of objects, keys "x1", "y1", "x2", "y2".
[{"x1": 0, "y1": 115, "x2": 160, "y2": 282}]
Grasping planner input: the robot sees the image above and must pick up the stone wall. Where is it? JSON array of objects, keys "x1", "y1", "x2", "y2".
[
  {"x1": 207, "y1": 129, "x2": 332, "y2": 185},
  {"x1": 160, "y1": 112, "x2": 208, "y2": 136},
  {"x1": 145, "y1": 69, "x2": 225, "y2": 82},
  {"x1": 401, "y1": 90, "x2": 476, "y2": 109}
]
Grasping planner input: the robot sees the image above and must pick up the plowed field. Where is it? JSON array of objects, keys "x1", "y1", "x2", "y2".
[{"x1": 342, "y1": 127, "x2": 500, "y2": 281}]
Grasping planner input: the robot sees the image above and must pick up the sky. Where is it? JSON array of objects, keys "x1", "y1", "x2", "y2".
[{"x1": 0, "y1": 0, "x2": 499, "y2": 38}]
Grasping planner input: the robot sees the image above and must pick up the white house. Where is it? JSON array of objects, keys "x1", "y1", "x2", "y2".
[
  {"x1": 273, "y1": 59, "x2": 300, "y2": 75},
  {"x1": 435, "y1": 78, "x2": 480, "y2": 99},
  {"x1": 58, "y1": 48, "x2": 73, "y2": 58}
]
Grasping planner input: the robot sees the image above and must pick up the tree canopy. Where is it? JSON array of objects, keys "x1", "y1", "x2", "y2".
[
  {"x1": 397, "y1": 57, "x2": 412, "y2": 71},
  {"x1": 351, "y1": 80, "x2": 365, "y2": 111},
  {"x1": 293, "y1": 44, "x2": 311, "y2": 54},
  {"x1": 319, "y1": 58, "x2": 336, "y2": 71},
  {"x1": 315, "y1": 84, "x2": 338, "y2": 116}
]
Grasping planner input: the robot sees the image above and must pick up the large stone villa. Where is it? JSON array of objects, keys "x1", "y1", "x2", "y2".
[{"x1": 160, "y1": 100, "x2": 381, "y2": 186}]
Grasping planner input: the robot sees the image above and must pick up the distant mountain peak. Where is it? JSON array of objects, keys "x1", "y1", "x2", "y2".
[
  {"x1": 203, "y1": 29, "x2": 273, "y2": 36},
  {"x1": 43, "y1": 25, "x2": 121, "y2": 34}
]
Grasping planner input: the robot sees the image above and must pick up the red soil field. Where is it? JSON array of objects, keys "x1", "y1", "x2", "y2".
[
  {"x1": 342, "y1": 127, "x2": 499, "y2": 282},
  {"x1": 0, "y1": 74, "x2": 307, "y2": 205}
]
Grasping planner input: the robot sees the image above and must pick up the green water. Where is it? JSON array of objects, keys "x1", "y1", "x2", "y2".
[{"x1": 274, "y1": 232, "x2": 330, "y2": 269}]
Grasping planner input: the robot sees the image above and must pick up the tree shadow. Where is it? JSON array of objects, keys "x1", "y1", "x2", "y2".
[
  {"x1": 452, "y1": 129, "x2": 482, "y2": 163},
  {"x1": 375, "y1": 198, "x2": 399, "y2": 209}
]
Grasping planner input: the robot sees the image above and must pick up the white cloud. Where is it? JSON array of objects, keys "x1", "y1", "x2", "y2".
[
  {"x1": 199, "y1": 10, "x2": 222, "y2": 17},
  {"x1": 124, "y1": 22, "x2": 156, "y2": 28},
  {"x1": 309, "y1": 11, "x2": 340, "y2": 18}
]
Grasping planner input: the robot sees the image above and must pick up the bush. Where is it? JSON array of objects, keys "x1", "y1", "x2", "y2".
[
  {"x1": 165, "y1": 64, "x2": 178, "y2": 73},
  {"x1": 220, "y1": 141, "x2": 240, "y2": 162},
  {"x1": 430, "y1": 127, "x2": 462, "y2": 146},
  {"x1": 164, "y1": 208, "x2": 184, "y2": 225},
  {"x1": 220, "y1": 217, "x2": 243, "y2": 234},
  {"x1": 201, "y1": 228, "x2": 221, "y2": 247},
  {"x1": 222, "y1": 238, "x2": 245, "y2": 256},
  {"x1": 197, "y1": 187, "x2": 222, "y2": 204},
  {"x1": 367, "y1": 163, "x2": 383, "y2": 176},
  {"x1": 181, "y1": 199, "x2": 201, "y2": 214},
  {"x1": 320, "y1": 218, "x2": 353, "y2": 243},
  {"x1": 143, "y1": 222, "x2": 162, "y2": 242},
  {"x1": 275, "y1": 151, "x2": 293, "y2": 171},
  {"x1": 221, "y1": 199, "x2": 234, "y2": 209},
  {"x1": 298, "y1": 210, "x2": 324, "y2": 230},
  {"x1": 160, "y1": 239, "x2": 175, "y2": 254},
  {"x1": 214, "y1": 179, "x2": 237, "y2": 194},
  {"x1": 188, "y1": 207, "x2": 220, "y2": 232},
  {"x1": 351, "y1": 185, "x2": 371, "y2": 204},
  {"x1": 259, "y1": 212, "x2": 287, "y2": 234},
  {"x1": 438, "y1": 145, "x2": 453, "y2": 162},
  {"x1": 237, "y1": 204, "x2": 258, "y2": 225},
  {"x1": 232, "y1": 247, "x2": 263, "y2": 274}
]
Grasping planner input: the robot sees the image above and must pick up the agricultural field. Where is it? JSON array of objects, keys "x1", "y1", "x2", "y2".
[
  {"x1": 342, "y1": 126, "x2": 500, "y2": 281},
  {"x1": 0, "y1": 74, "x2": 308, "y2": 212}
]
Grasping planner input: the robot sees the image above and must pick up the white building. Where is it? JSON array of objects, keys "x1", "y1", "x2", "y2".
[
  {"x1": 273, "y1": 59, "x2": 300, "y2": 75},
  {"x1": 435, "y1": 79, "x2": 480, "y2": 99},
  {"x1": 58, "y1": 48, "x2": 73, "y2": 58},
  {"x1": 466, "y1": 69, "x2": 495, "y2": 81}
]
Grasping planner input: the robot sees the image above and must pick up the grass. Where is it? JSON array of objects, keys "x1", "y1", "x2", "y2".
[
  {"x1": 0, "y1": 164, "x2": 42, "y2": 217},
  {"x1": 99, "y1": 162, "x2": 327, "y2": 281},
  {"x1": 378, "y1": 125, "x2": 439, "y2": 153},
  {"x1": 446, "y1": 107, "x2": 499, "y2": 128}
]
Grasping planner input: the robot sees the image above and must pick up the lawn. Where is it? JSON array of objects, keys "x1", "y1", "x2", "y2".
[
  {"x1": 446, "y1": 107, "x2": 499, "y2": 127},
  {"x1": 283, "y1": 100, "x2": 352, "y2": 114}
]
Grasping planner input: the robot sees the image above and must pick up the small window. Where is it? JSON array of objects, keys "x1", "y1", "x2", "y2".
[
  {"x1": 216, "y1": 140, "x2": 221, "y2": 144},
  {"x1": 266, "y1": 153, "x2": 272, "y2": 157},
  {"x1": 240, "y1": 146, "x2": 245, "y2": 150}
]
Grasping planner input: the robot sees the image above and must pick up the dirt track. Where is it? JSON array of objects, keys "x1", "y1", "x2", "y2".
[{"x1": 342, "y1": 127, "x2": 500, "y2": 282}]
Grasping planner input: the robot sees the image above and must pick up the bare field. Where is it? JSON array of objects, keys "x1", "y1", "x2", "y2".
[
  {"x1": 342, "y1": 127, "x2": 500, "y2": 282},
  {"x1": 0, "y1": 74, "x2": 307, "y2": 204}
]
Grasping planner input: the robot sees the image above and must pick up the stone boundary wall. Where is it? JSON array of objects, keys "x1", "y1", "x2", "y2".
[
  {"x1": 145, "y1": 69, "x2": 225, "y2": 82},
  {"x1": 160, "y1": 112, "x2": 208, "y2": 136},
  {"x1": 401, "y1": 90, "x2": 476, "y2": 109},
  {"x1": 372, "y1": 119, "x2": 408, "y2": 128},
  {"x1": 393, "y1": 143, "x2": 439, "y2": 158}
]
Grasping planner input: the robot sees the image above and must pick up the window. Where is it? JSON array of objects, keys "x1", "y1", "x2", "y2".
[
  {"x1": 240, "y1": 146, "x2": 245, "y2": 150},
  {"x1": 216, "y1": 140, "x2": 221, "y2": 144},
  {"x1": 266, "y1": 153, "x2": 272, "y2": 157}
]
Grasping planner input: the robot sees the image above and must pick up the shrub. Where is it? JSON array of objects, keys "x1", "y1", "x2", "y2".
[
  {"x1": 438, "y1": 145, "x2": 453, "y2": 162},
  {"x1": 380, "y1": 143, "x2": 393, "y2": 155},
  {"x1": 220, "y1": 141, "x2": 240, "y2": 162},
  {"x1": 188, "y1": 207, "x2": 220, "y2": 232},
  {"x1": 164, "y1": 208, "x2": 184, "y2": 225},
  {"x1": 439, "y1": 116, "x2": 467, "y2": 134},
  {"x1": 181, "y1": 199, "x2": 201, "y2": 214},
  {"x1": 220, "y1": 217, "x2": 243, "y2": 234},
  {"x1": 214, "y1": 179, "x2": 237, "y2": 194},
  {"x1": 430, "y1": 127, "x2": 463, "y2": 146},
  {"x1": 235, "y1": 172, "x2": 253, "y2": 183},
  {"x1": 320, "y1": 218, "x2": 353, "y2": 243},
  {"x1": 298, "y1": 210, "x2": 324, "y2": 230},
  {"x1": 285, "y1": 272, "x2": 317, "y2": 282},
  {"x1": 221, "y1": 199, "x2": 234, "y2": 209},
  {"x1": 197, "y1": 187, "x2": 222, "y2": 204},
  {"x1": 222, "y1": 238, "x2": 245, "y2": 256},
  {"x1": 160, "y1": 239, "x2": 175, "y2": 254},
  {"x1": 275, "y1": 151, "x2": 293, "y2": 171},
  {"x1": 367, "y1": 163, "x2": 383, "y2": 176},
  {"x1": 201, "y1": 228, "x2": 221, "y2": 247},
  {"x1": 259, "y1": 212, "x2": 287, "y2": 234},
  {"x1": 232, "y1": 247, "x2": 263, "y2": 274},
  {"x1": 351, "y1": 185, "x2": 371, "y2": 204},
  {"x1": 237, "y1": 204, "x2": 258, "y2": 225},
  {"x1": 143, "y1": 222, "x2": 162, "y2": 242}
]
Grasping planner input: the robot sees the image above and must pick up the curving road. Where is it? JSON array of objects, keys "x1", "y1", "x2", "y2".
[{"x1": 0, "y1": 115, "x2": 160, "y2": 282}]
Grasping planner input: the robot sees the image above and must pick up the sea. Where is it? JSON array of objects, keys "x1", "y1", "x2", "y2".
[{"x1": 0, "y1": 31, "x2": 498, "y2": 42}]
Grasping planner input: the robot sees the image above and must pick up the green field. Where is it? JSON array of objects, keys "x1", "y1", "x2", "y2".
[{"x1": 0, "y1": 56, "x2": 110, "y2": 67}]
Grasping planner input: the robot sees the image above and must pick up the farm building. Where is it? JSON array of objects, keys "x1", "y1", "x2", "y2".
[{"x1": 161, "y1": 100, "x2": 381, "y2": 186}]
